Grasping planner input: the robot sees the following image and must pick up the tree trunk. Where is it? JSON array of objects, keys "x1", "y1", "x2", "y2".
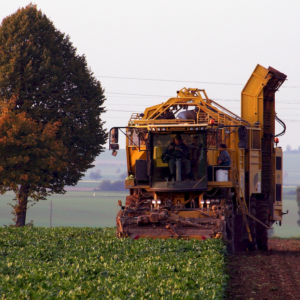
[{"x1": 15, "y1": 184, "x2": 30, "y2": 227}]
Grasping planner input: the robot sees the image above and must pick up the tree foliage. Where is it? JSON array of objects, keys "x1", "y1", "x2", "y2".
[{"x1": 0, "y1": 5, "x2": 107, "y2": 225}]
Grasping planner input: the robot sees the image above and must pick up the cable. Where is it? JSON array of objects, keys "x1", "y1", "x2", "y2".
[
  {"x1": 97, "y1": 75, "x2": 300, "y2": 88},
  {"x1": 98, "y1": 76, "x2": 243, "y2": 86},
  {"x1": 106, "y1": 92, "x2": 170, "y2": 98},
  {"x1": 105, "y1": 93, "x2": 300, "y2": 105},
  {"x1": 275, "y1": 115, "x2": 286, "y2": 137}
]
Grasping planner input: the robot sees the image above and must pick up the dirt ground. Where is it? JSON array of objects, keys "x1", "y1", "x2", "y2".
[{"x1": 226, "y1": 239, "x2": 300, "y2": 300}]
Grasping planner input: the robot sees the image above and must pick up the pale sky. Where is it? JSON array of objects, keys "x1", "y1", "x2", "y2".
[{"x1": 1, "y1": 0, "x2": 300, "y2": 150}]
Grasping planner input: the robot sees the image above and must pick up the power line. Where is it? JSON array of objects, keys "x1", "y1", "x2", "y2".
[
  {"x1": 105, "y1": 92, "x2": 299, "y2": 104},
  {"x1": 106, "y1": 92, "x2": 170, "y2": 98},
  {"x1": 99, "y1": 76, "x2": 243, "y2": 86},
  {"x1": 97, "y1": 75, "x2": 300, "y2": 89}
]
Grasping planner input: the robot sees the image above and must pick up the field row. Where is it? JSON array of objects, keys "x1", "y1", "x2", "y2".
[{"x1": 0, "y1": 227, "x2": 227, "y2": 299}]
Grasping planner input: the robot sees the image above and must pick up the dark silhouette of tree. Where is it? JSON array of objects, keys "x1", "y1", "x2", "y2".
[
  {"x1": 0, "y1": 5, "x2": 107, "y2": 226},
  {"x1": 98, "y1": 180, "x2": 126, "y2": 191},
  {"x1": 90, "y1": 170, "x2": 102, "y2": 180}
]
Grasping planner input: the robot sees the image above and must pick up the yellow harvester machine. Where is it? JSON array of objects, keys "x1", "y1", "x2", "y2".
[{"x1": 109, "y1": 64, "x2": 287, "y2": 252}]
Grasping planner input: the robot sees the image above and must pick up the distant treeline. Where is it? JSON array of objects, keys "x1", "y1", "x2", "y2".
[
  {"x1": 283, "y1": 190, "x2": 296, "y2": 195},
  {"x1": 94, "y1": 180, "x2": 126, "y2": 192}
]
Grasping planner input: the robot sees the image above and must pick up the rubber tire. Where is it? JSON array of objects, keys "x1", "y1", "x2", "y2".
[
  {"x1": 225, "y1": 201, "x2": 236, "y2": 254},
  {"x1": 226, "y1": 215, "x2": 235, "y2": 254},
  {"x1": 233, "y1": 214, "x2": 246, "y2": 252},
  {"x1": 246, "y1": 199, "x2": 257, "y2": 251},
  {"x1": 256, "y1": 201, "x2": 269, "y2": 251}
]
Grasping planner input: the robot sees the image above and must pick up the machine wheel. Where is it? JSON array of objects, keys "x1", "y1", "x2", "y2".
[
  {"x1": 225, "y1": 197, "x2": 246, "y2": 253},
  {"x1": 246, "y1": 198, "x2": 257, "y2": 251},
  {"x1": 233, "y1": 214, "x2": 245, "y2": 252},
  {"x1": 225, "y1": 204, "x2": 235, "y2": 254},
  {"x1": 256, "y1": 201, "x2": 269, "y2": 251}
]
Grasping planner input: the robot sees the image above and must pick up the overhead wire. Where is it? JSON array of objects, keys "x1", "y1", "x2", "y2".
[
  {"x1": 96, "y1": 75, "x2": 300, "y2": 89},
  {"x1": 105, "y1": 92, "x2": 299, "y2": 104}
]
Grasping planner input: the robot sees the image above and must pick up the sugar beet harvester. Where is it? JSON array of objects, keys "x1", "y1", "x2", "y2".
[{"x1": 109, "y1": 65, "x2": 287, "y2": 252}]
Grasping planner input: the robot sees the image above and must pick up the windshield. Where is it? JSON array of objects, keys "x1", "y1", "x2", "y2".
[{"x1": 151, "y1": 132, "x2": 207, "y2": 191}]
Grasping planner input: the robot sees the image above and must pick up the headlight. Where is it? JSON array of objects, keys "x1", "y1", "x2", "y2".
[
  {"x1": 157, "y1": 200, "x2": 161, "y2": 204},
  {"x1": 195, "y1": 127, "x2": 199, "y2": 130},
  {"x1": 157, "y1": 128, "x2": 161, "y2": 131},
  {"x1": 162, "y1": 128, "x2": 166, "y2": 131},
  {"x1": 152, "y1": 200, "x2": 156, "y2": 204}
]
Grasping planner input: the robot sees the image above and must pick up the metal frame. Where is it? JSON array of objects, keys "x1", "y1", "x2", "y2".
[{"x1": 109, "y1": 127, "x2": 148, "y2": 151}]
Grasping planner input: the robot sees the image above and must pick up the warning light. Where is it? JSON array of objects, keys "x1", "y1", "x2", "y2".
[
  {"x1": 209, "y1": 119, "x2": 215, "y2": 125},
  {"x1": 274, "y1": 137, "x2": 279, "y2": 146}
]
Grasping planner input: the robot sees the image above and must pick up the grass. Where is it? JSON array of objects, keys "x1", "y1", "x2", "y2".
[
  {"x1": 0, "y1": 227, "x2": 228, "y2": 299},
  {"x1": 1, "y1": 189, "x2": 300, "y2": 238},
  {"x1": 0, "y1": 191, "x2": 128, "y2": 228}
]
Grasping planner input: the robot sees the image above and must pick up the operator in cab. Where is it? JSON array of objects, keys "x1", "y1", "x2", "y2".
[
  {"x1": 217, "y1": 143, "x2": 231, "y2": 166},
  {"x1": 163, "y1": 134, "x2": 192, "y2": 181}
]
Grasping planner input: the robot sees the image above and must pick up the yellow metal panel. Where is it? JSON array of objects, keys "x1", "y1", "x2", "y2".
[
  {"x1": 250, "y1": 150, "x2": 261, "y2": 169},
  {"x1": 153, "y1": 146, "x2": 168, "y2": 167},
  {"x1": 249, "y1": 171, "x2": 261, "y2": 195},
  {"x1": 128, "y1": 148, "x2": 147, "y2": 175},
  {"x1": 241, "y1": 64, "x2": 270, "y2": 126}
]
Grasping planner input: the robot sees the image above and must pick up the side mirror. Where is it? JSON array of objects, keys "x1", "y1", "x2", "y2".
[{"x1": 110, "y1": 128, "x2": 119, "y2": 150}]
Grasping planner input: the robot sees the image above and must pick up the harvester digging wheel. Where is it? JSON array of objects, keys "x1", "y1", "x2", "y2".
[{"x1": 256, "y1": 201, "x2": 269, "y2": 251}]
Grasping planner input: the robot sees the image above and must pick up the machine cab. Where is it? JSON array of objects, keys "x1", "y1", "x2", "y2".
[
  {"x1": 150, "y1": 127, "x2": 207, "y2": 191},
  {"x1": 109, "y1": 125, "x2": 208, "y2": 192}
]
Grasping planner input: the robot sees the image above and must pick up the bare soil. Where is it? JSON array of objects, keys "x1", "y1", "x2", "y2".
[{"x1": 226, "y1": 239, "x2": 300, "y2": 300}]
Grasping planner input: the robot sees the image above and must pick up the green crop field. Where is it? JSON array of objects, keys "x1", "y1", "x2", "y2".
[{"x1": 0, "y1": 227, "x2": 227, "y2": 299}]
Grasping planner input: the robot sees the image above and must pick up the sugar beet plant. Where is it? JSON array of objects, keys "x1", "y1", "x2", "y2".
[{"x1": 0, "y1": 227, "x2": 228, "y2": 299}]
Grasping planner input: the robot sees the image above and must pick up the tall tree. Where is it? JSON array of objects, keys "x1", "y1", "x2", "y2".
[{"x1": 0, "y1": 5, "x2": 107, "y2": 226}]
